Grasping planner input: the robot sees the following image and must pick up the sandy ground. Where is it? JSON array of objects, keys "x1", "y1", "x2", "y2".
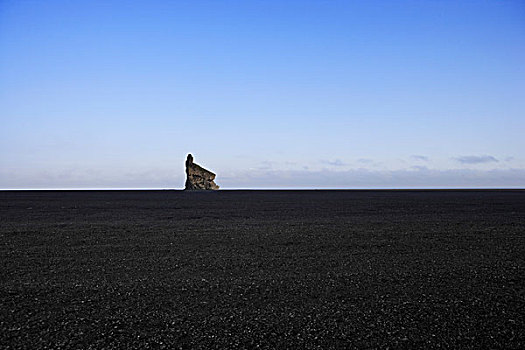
[{"x1": 1, "y1": 190, "x2": 524, "y2": 349}]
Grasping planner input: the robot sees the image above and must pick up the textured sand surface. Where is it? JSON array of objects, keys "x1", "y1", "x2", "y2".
[{"x1": 1, "y1": 190, "x2": 524, "y2": 349}]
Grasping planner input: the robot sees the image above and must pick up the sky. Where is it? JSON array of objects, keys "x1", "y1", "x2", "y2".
[{"x1": 1, "y1": 0, "x2": 524, "y2": 189}]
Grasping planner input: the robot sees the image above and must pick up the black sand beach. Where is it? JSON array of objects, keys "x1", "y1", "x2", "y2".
[{"x1": 1, "y1": 190, "x2": 524, "y2": 349}]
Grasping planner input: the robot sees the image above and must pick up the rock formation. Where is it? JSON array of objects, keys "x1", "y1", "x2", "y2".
[{"x1": 184, "y1": 154, "x2": 219, "y2": 190}]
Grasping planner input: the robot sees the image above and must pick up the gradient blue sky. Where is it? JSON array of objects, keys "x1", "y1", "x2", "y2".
[{"x1": 1, "y1": 0, "x2": 524, "y2": 189}]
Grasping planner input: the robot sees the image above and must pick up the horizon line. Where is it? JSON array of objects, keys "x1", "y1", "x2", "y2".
[{"x1": 1, "y1": 187, "x2": 524, "y2": 191}]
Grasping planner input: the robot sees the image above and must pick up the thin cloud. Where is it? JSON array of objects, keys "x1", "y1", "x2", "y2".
[
  {"x1": 325, "y1": 159, "x2": 346, "y2": 167},
  {"x1": 410, "y1": 165, "x2": 428, "y2": 171},
  {"x1": 254, "y1": 161, "x2": 274, "y2": 170},
  {"x1": 455, "y1": 155, "x2": 499, "y2": 164},
  {"x1": 357, "y1": 158, "x2": 373, "y2": 164},
  {"x1": 411, "y1": 155, "x2": 429, "y2": 161}
]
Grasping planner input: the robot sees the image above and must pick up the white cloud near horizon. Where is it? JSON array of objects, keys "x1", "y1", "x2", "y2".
[
  {"x1": 324, "y1": 159, "x2": 346, "y2": 167},
  {"x1": 411, "y1": 155, "x2": 429, "y2": 162},
  {"x1": 219, "y1": 168, "x2": 525, "y2": 189},
  {"x1": 2, "y1": 166, "x2": 524, "y2": 190},
  {"x1": 454, "y1": 155, "x2": 499, "y2": 164}
]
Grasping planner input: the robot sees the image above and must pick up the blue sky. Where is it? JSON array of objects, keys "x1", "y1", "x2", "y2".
[{"x1": 1, "y1": 0, "x2": 524, "y2": 189}]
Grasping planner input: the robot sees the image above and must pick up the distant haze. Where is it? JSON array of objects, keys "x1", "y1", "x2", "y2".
[{"x1": 1, "y1": 0, "x2": 524, "y2": 189}]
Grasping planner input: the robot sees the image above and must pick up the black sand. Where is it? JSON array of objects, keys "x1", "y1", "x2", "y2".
[{"x1": 1, "y1": 190, "x2": 524, "y2": 349}]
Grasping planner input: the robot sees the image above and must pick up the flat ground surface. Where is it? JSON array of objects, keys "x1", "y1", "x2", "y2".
[{"x1": 1, "y1": 190, "x2": 524, "y2": 349}]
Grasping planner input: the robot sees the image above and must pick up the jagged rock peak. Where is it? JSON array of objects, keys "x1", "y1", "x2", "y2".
[{"x1": 184, "y1": 154, "x2": 219, "y2": 190}]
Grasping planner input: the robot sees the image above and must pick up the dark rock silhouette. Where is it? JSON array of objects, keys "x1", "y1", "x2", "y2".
[{"x1": 185, "y1": 154, "x2": 219, "y2": 190}]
